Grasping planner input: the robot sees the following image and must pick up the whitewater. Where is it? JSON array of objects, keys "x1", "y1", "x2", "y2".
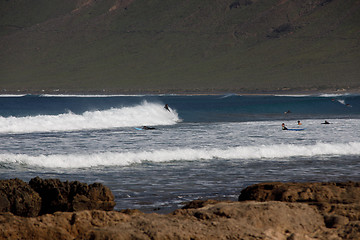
[
  {"x1": 1, "y1": 142, "x2": 360, "y2": 169},
  {"x1": 0, "y1": 101, "x2": 180, "y2": 133},
  {"x1": 0, "y1": 94, "x2": 359, "y2": 212}
]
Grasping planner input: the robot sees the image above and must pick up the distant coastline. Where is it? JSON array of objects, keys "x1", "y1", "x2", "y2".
[
  {"x1": 1, "y1": 87, "x2": 359, "y2": 97},
  {"x1": 2, "y1": 1, "x2": 359, "y2": 99}
]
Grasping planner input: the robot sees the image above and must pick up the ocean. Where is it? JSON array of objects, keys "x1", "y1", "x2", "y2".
[{"x1": 0, "y1": 93, "x2": 359, "y2": 213}]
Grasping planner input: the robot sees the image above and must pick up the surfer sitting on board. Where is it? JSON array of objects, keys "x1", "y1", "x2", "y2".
[
  {"x1": 282, "y1": 123, "x2": 288, "y2": 130},
  {"x1": 164, "y1": 104, "x2": 170, "y2": 112}
]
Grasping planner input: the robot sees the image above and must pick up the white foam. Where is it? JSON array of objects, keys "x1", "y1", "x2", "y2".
[
  {"x1": 319, "y1": 93, "x2": 351, "y2": 97},
  {"x1": 337, "y1": 99, "x2": 346, "y2": 105},
  {"x1": 1, "y1": 142, "x2": 359, "y2": 169},
  {"x1": 40, "y1": 94, "x2": 145, "y2": 97},
  {"x1": 0, "y1": 94, "x2": 26, "y2": 97},
  {"x1": 218, "y1": 94, "x2": 239, "y2": 99},
  {"x1": 274, "y1": 94, "x2": 311, "y2": 97},
  {"x1": 0, "y1": 101, "x2": 180, "y2": 133}
]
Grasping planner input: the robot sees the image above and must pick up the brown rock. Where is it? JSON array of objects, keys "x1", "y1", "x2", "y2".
[
  {"x1": 29, "y1": 177, "x2": 115, "y2": 215},
  {"x1": 1, "y1": 181, "x2": 359, "y2": 239},
  {"x1": 0, "y1": 201, "x2": 326, "y2": 240},
  {"x1": 238, "y1": 182, "x2": 360, "y2": 203},
  {"x1": 238, "y1": 181, "x2": 360, "y2": 237},
  {"x1": 0, "y1": 179, "x2": 41, "y2": 217},
  {"x1": 324, "y1": 214, "x2": 350, "y2": 228},
  {"x1": 181, "y1": 199, "x2": 224, "y2": 209}
]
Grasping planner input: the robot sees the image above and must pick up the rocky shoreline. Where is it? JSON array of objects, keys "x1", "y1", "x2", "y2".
[{"x1": 1, "y1": 178, "x2": 359, "y2": 239}]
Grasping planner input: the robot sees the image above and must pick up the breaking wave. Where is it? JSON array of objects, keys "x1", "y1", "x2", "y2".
[
  {"x1": 1, "y1": 142, "x2": 359, "y2": 169},
  {"x1": 0, "y1": 101, "x2": 179, "y2": 133}
]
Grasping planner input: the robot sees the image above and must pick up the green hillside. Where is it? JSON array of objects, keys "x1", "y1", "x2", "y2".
[{"x1": 0, "y1": 0, "x2": 359, "y2": 94}]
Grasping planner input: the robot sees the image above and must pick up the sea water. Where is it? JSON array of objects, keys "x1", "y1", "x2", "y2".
[{"x1": 0, "y1": 94, "x2": 359, "y2": 212}]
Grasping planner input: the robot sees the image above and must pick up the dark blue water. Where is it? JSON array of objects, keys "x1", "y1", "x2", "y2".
[{"x1": 0, "y1": 94, "x2": 358, "y2": 121}]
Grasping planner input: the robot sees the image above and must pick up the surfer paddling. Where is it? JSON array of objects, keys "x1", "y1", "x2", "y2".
[
  {"x1": 282, "y1": 123, "x2": 305, "y2": 131},
  {"x1": 142, "y1": 126, "x2": 155, "y2": 130}
]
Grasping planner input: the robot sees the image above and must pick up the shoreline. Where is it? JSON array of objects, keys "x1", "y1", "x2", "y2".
[
  {"x1": 1, "y1": 88, "x2": 359, "y2": 97},
  {"x1": 1, "y1": 179, "x2": 359, "y2": 239}
]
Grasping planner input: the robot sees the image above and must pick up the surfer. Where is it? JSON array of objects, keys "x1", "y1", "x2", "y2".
[
  {"x1": 321, "y1": 120, "x2": 330, "y2": 124},
  {"x1": 297, "y1": 120, "x2": 302, "y2": 125},
  {"x1": 164, "y1": 104, "x2": 170, "y2": 112},
  {"x1": 284, "y1": 110, "x2": 291, "y2": 114},
  {"x1": 282, "y1": 123, "x2": 288, "y2": 130},
  {"x1": 142, "y1": 126, "x2": 155, "y2": 130}
]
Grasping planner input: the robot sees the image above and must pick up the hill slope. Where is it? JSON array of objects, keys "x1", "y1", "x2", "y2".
[{"x1": 0, "y1": 0, "x2": 359, "y2": 94}]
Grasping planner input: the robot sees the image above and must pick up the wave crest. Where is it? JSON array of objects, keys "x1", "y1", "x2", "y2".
[
  {"x1": 1, "y1": 142, "x2": 359, "y2": 169},
  {"x1": 0, "y1": 101, "x2": 180, "y2": 133}
]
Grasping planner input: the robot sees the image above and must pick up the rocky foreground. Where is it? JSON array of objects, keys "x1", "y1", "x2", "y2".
[{"x1": 0, "y1": 178, "x2": 359, "y2": 240}]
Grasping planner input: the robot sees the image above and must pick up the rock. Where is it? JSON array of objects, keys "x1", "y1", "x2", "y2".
[
  {"x1": 324, "y1": 214, "x2": 349, "y2": 228},
  {"x1": 181, "y1": 199, "x2": 224, "y2": 209},
  {"x1": 0, "y1": 177, "x2": 115, "y2": 217},
  {"x1": 238, "y1": 181, "x2": 360, "y2": 238},
  {"x1": 1, "y1": 181, "x2": 359, "y2": 239},
  {"x1": 29, "y1": 177, "x2": 115, "y2": 215},
  {"x1": 0, "y1": 201, "x2": 326, "y2": 240},
  {"x1": 0, "y1": 179, "x2": 41, "y2": 217},
  {"x1": 238, "y1": 182, "x2": 360, "y2": 203}
]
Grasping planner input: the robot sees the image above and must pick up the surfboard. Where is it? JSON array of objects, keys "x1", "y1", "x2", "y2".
[
  {"x1": 135, "y1": 127, "x2": 144, "y2": 131},
  {"x1": 287, "y1": 128, "x2": 305, "y2": 131}
]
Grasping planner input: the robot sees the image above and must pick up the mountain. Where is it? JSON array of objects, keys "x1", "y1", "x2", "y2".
[{"x1": 1, "y1": 0, "x2": 359, "y2": 94}]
